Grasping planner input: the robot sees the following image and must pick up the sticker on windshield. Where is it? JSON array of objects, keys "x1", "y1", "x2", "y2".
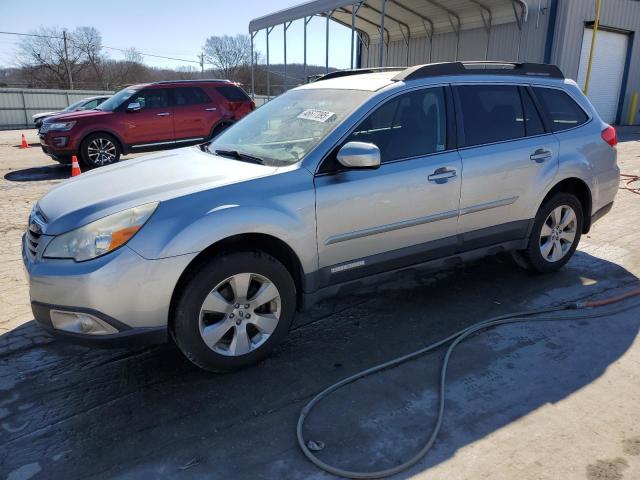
[{"x1": 297, "y1": 109, "x2": 336, "y2": 122}]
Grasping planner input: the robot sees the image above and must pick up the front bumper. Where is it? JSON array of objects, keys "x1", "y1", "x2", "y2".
[
  {"x1": 23, "y1": 239, "x2": 197, "y2": 346},
  {"x1": 32, "y1": 301, "x2": 167, "y2": 347},
  {"x1": 39, "y1": 132, "x2": 77, "y2": 158}
]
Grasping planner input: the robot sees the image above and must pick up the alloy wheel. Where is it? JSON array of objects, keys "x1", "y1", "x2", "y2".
[
  {"x1": 198, "y1": 273, "x2": 281, "y2": 356},
  {"x1": 87, "y1": 137, "x2": 117, "y2": 166},
  {"x1": 539, "y1": 205, "x2": 577, "y2": 262}
]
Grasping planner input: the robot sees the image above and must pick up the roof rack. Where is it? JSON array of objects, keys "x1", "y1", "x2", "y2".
[
  {"x1": 392, "y1": 61, "x2": 564, "y2": 81},
  {"x1": 153, "y1": 79, "x2": 232, "y2": 84},
  {"x1": 314, "y1": 67, "x2": 405, "y2": 82}
]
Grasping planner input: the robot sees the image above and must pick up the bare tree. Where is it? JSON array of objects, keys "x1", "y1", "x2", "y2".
[
  {"x1": 73, "y1": 26, "x2": 104, "y2": 87},
  {"x1": 17, "y1": 26, "x2": 86, "y2": 88},
  {"x1": 202, "y1": 34, "x2": 251, "y2": 81}
]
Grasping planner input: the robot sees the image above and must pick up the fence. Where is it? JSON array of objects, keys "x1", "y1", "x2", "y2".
[{"x1": 0, "y1": 88, "x2": 114, "y2": 130}]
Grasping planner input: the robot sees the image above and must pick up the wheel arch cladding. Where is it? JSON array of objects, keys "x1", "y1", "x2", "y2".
[
  {"x1": 541, "y1": 177, "x2": 592, "y2": 233},
  {"x1": 168, "y1": 233, "x2": 305, "y2": 334}
]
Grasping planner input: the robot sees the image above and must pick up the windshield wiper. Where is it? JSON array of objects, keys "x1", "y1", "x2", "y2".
[{"x1": 214, "y1": 149, "x2": 264, "y2": 165}]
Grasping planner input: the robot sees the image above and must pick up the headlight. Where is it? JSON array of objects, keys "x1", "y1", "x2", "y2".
[
  {"x1": 48, "y1": 121, "x2": 76, "y2": 132},
  {"x1": 44, "y1": 203, "x2": 158, "y2": 261}
]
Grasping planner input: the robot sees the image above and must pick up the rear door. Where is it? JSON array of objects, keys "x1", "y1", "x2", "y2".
[
  {"x1": 120, "y1": 87, "x2": 174, "y2": 147},
  {"x1": 453, "y1": 84, "x2": 559, "y2": 249},
  {"x1": 314, "y1": 86, "x2": 462, "y2": 285},
  {"x1": 172, "y1": 86, "x2": 219, "y2": 142}
]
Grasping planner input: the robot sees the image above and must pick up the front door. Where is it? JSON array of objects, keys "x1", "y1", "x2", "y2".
[
  {"x1": 453, "y1": 84, "x2": 559, "y2": 248},
  {"x1": 314, "y1": 86, "x2": 462, "y2": 287},
  {"x1": 120, "y1": 87, "x2": 174, "y2": 147}
]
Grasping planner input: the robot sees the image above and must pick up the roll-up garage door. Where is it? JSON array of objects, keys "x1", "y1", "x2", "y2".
[{"x1": 576, "y1": 27, "x2": 628, "y2": 124}]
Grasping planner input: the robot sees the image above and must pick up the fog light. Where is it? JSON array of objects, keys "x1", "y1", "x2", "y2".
[
  {"x1": 52, "y1": 136, "x2": 68, "y2": 147},
  {"x1": 50, "y1": 310, "x2": 118, "y2": 335}
]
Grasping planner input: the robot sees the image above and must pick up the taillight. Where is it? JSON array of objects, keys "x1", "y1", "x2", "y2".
[
  {"x1": 601, "y1": 125, "x2": 617, "y2": 147},
  {"x1": 223, "y1": 101, "x2": 241, "y2": 112}
]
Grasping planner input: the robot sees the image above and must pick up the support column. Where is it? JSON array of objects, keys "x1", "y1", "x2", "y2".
[
  {"x1": 350, "y1": 3, "x2": 362, "y2": 69},
  {"x1": 266, "y1": 26, "x2": 274, "y2": 100},
  {"x1": 304, "y1": 17, "x2": 309, "y2": 82},
  {"x1": 379, "y1": 0, "x2": 386, "y2": 67},
  {"x1": 284, "y1": 22, "x2": 291, "y2": 89},
  {"x1": 325, "y1": 11, "x2": 333, "y2": 73},
  {"x1": 250, "y1": 31, "x2": 256, "y2": 99}
]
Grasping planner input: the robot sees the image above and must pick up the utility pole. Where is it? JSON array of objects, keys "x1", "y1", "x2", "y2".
[
  {"x1": 62, "y1": 29, "x2": 74, "y2": 90},
  {"x1": 199, "y1": 53, "x2": 204, "y2": 77}
]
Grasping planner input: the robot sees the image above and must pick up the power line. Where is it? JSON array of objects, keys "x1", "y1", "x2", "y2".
[{"x1": 0, "y1": 30, "x2": 200, "y2": 64}]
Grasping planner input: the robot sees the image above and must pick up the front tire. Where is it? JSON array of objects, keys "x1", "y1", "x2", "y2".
[
  {"x1": 173, "y1": 251, "x2": 296, "y2": 372},
  {"x1": 80, "y1": 133, "x2": 121, "y2": 169},
  {"x1": 513, "y1": 193, "x2": 583, "y2": 273}
]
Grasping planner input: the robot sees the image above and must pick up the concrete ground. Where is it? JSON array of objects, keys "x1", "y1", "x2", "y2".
[{"x1": 1, "y1": 128, "x2": 640, "y2": 480}]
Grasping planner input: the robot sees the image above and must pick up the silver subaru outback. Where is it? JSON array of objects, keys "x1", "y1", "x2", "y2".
[{"x1": 23, "y1": 62, "x2": 619, "y2": 371}]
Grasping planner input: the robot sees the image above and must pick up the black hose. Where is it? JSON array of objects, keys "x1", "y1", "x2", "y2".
[{"x1": 297, "y1": 293, "x2": 640, "y2": 479}]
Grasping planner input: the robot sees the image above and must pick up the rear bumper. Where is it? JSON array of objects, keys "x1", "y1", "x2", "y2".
[{"x1": 32, "y1": 301, "x2": 168, "y2": 347}]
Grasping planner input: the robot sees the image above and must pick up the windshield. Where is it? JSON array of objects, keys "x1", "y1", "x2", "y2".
[
  {"x1": 209, "y1": 88, "x2": 371, "y2": 166},
  {"x1": 63, "y1": 99, "x2": 86, "y2": 112},
  {"x1": 97, "y1": 88, "x2": 138, "y2": 112}
]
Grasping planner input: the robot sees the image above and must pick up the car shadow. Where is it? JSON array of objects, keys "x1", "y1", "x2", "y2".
[
  {"x1": 4, "y1": 164, "x2": 70, "y2": 182},
  {"x1": 0, "y1": 250, "x2": 638, "y2": 480}
]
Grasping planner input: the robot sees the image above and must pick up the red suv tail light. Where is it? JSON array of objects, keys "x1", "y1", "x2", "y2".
[
  {"x1": 601, "y1": 125, "x2": 617, "y2": 147},
  {"x1": 223, "y1": 101, "x2": 241, "y2": 112}
]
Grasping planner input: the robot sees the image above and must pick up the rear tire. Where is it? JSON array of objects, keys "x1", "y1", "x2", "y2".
[
  {"x1": 173, "y1": 251, "x2": 296, "y2": 372},
  {"x1": 80, "y1": 133, "x2": 121, "y2": 169},
  {"x1": 209, "y1": 122, "x2": 232, "y2": 140},
  {"x1": 512, "y1": 193, "x2": 583, "y2": 273}
]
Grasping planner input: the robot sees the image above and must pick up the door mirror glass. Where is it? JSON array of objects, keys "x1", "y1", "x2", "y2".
[
  {"x1": 126, "y1": 102, "x2": 141, "y2": 112},
  {"x1": 337, "y1": 141, "x2": 381, "y2": 169}
]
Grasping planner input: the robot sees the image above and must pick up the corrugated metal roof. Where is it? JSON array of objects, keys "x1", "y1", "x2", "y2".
[{"x1": 249, "y1": 0, "x2": 528, "y2": 41}]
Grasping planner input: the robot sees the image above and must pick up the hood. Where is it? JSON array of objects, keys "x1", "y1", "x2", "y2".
[
  {"x1": 37, "y1": 147, "x2": 279, "y2": 235},
  {"x1": 33, "y1": 111, "x2": 59, "y2": 120},
  {"x1": 44, "y1": 109, "x2": 111, "y2": 122}
]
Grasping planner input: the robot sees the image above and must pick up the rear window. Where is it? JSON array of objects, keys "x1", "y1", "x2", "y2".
[
  {"x1": 533, "y1": 87, "x2": 589, "y2": 132},
  {"x1": 217, "y1": 85, "x2": 251, "y2": 102},
  {"x1": 456, "y1": 85, "x2": 525, "y2": 147}
]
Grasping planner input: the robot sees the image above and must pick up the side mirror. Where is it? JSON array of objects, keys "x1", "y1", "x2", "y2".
[
  {"x1": 126, "y1": 102, "x2": 141, "y2": 112},
  {"x1": 336, "y1": 141, "x2": 381, "y2": 169}
]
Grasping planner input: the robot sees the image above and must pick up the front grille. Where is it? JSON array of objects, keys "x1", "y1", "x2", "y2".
[
  {"x1": 26, "y1": 208, "x2": 47, "y2": 259},
  {"x1": 26, "y1": 228, "x2": 41, "y2": 258}
]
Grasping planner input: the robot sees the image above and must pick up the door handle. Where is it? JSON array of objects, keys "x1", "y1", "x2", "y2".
[
  {"x1": 205, "y1": 107, "x2": 217, "y2": 111},
  {"x1": 156, "y1": 112, "x2": 171, "y2": 116},
  {"x1": 428, "y1": 168, "x2": 457, "y2": 183},
  {"x1": 530, "y1": 148, "x2": 552, "y2": 163}
]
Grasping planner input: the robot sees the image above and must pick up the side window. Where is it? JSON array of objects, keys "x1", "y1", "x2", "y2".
[
  {"x1": 96, "y1": 97, "x2": 107, "y2": 106},
  {"x1": 521, "y1": 88, "x2": 545, "y2": 136},
  {"x1": 131, "y1": 88, "x2": 169, "y2": 110},
  {"x1": 175, "y1": 87, "x2": 211, "y2": 106},
  {"x1": 533, "y1": 87, "x2": 589, "y2": 132},
  {"x1": 81, "y1": 99, "x2": 99, "y2": 110},
  {"x1": 456, "y1": 85, "x2": 524, "y2": 147},
  {"x1": 345, "y1": 87, "x2": 447, "y2": 163}
]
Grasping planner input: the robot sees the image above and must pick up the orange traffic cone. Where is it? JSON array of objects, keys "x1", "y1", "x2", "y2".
[
  {"x1": 71, "y1": 155, "x2": 81, "y2": 177},
  {"x1": 19, "y1": 134, "x2": 30, "y2": 149}
]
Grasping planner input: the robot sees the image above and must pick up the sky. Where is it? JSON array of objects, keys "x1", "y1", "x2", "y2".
[{"x1": 0, "y1": 0, "x2": 354, "y2": 71}]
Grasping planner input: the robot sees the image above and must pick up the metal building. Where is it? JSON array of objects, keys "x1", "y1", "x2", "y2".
[{"x1": 249, "y1": 0, "x2": 640, "y2": 125}]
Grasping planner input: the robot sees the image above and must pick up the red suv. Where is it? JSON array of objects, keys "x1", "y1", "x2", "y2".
[{"x1": 38, "y1": 80, "x2": 255, "y2": 168}]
